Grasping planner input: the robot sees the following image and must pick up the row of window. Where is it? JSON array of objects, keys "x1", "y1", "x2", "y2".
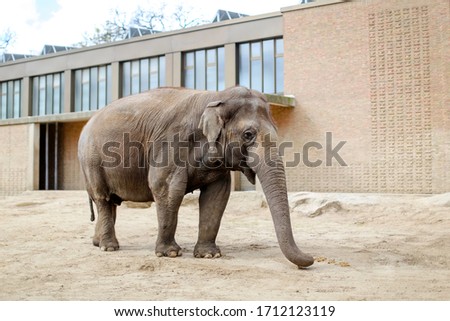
[{"x1": 0, "y1": 39, "x2": 284, "y2": 119}]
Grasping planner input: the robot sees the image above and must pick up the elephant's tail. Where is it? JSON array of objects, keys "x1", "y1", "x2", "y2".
[{"x1": 89, "y1": 198, "x2": 95, "y2": 222}]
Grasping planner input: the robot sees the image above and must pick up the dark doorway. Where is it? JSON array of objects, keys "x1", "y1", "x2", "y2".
[{"x1": 39, "y1": 123, "x2": 59, "y2": 190}]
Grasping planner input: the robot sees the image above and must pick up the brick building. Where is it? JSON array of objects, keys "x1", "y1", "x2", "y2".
[{"x1": 0, "y1": 0, "x2": 449, "y2": 196}]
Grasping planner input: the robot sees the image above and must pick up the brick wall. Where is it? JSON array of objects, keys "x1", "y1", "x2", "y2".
[
  {"x1": 0, "y1": 124, "x2": 30, "y2": 196},
  {"x1": 58, "y1": 122, "x2": 86, "y2": 190},
  {"x1": 280, "y1": 0, "x2": 450, "y2": 193}
]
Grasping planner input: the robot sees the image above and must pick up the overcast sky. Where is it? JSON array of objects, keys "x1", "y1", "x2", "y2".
[{"x1": 0, "y1": 0, "x2": 299, "y2": 54}]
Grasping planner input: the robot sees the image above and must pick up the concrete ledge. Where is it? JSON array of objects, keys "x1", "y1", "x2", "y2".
[
  {"x1": 0, "y1": 111, "x2": 95, "y2": 126},
  {"x1": 281, "y1": 0, "x2": 346, "y2": 13},
  {"x1": 265, "y1": 93, "x2": 296, "y2": 108}
]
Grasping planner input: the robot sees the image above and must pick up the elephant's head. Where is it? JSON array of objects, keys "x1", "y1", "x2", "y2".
[{"x1": 199, "y1": 86, "x2": 314, "y2": 268}]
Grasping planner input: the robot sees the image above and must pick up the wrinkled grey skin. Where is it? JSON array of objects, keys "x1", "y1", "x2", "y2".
[{"x1": 78, "y1": 86, "x2": 314, "y2": 268}]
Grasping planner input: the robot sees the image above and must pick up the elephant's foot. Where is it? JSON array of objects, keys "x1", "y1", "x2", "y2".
[
  {"x1": 155, "y1": 241, "x2": 182, "y2": 258},
  {"x1": 194, "y1": 242, "x2": 221, "y2": 258},
  {"x1": 93, "y1": 235, "x2": 120, "y2": 251}
]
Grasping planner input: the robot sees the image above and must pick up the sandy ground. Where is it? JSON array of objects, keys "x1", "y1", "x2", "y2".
[{"x1": 0, "y1": 190, "x2": 449, "y2": 301}]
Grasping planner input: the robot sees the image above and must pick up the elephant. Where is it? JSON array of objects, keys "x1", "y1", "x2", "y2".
[{"x1": 78, "y1": 86, "x2": 314, "y2": 268}]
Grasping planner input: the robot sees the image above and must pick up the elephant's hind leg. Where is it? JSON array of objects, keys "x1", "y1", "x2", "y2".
[
  {"x1": 151, "y1": 169, "x2": 186, "y2": 258},
  {"x1": 92, "y1": 199, "x2": 119, "y2": 251}
]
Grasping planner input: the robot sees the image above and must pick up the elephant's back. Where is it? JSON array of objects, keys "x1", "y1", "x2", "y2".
[
  {"x1": 100, "y1": 87, "x2": 199, "y2": 115},
  {"x1": 86, "y1": 88, "x2": 204, "y2": 137}
]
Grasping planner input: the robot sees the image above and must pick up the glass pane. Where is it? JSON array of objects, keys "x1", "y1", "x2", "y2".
[
  {"x1": 82, "y1": 69, "x2": 90, "y2": 111},
  {"x1": 159, "y1": 56, "x2": 166, "y2": 86},
  {"x1": 207, "y1": 49, "x2": 216, "y2": 64},
  {"x1": 276, "y1": 57, "x2": 284, "y2": 94},
  {"x1": 149, "y1": 58, "x2": 158, "y2": 89},
  {"x1": 131, "y1": 60, "x2": 140, "y2": 95},
  {"x1": 276, "y1": 38, "x2": 284, "y2": 55},
  {"x1": 217, "y1": 47, "x2": 225, "y2": 91},
  {"x1": 7, "y1": 81, "x2": 14, "y2": 118},
  {"x1": 39, "y1": 76, "x2": 46, "y2": 115},
  {"x1": 263, "y1": 40, "x2": 275, "y2": 94},
  {"x1": 0, "y1": 83, "x2": 7, "y2": 119},
  {"x1": 13, "y1": 80, "x2": 21, "y2": 118},
  {"x1": 238, "y1": 43, "x2": 250, "y2": 88},
  {"x1": 185, "y1": 52, "x2": 194, "y2": 67},
  {"x1": 53, "y1": 74, "x2": 61, "y2": 114},
  {"x1": 251, "y1": 42, "x2": 262, "y2": 58},
  {"x1": 251, "y1": 42, "x2": 262, "y2": 92},
  {"x1": 90, "y1": 68, "x2": 98, "y2": 110},
  {"x1": 106, "y1": 65, "x2": 112, "y2": 105},
  {"x1": 195, "y1": 50, "x2": 206, "y2": 90},
  {"x1": 60, "y1": 73, "x2": 65, "y2": 112},
  {"x1": 184, "y1": 52, "x2": 195, "y2": 89},
  {"x1": 98, "y1": 67, "x2": 106, "y2": 108},
  {"x1": 275, "y1": 38, "x2": 284, "y2": 94},
  {"x1": 74, "y1": 70, "x2": 82, "y2": 112},
  {"x1": 206, "y1": 49, "x2": 217, "y2": 91},
  {"x1": 140, "y1": 58, "x2": 149, "y2": 92},
  {"x1": 122, "y1": 62, "x2": 131, "y2": 97},
  {"x1": 46, "y1": 74, "x2": 53, "y2": 114},
  {"x1": 32, "y1": 77, "x2": 39, "y2": 116}
]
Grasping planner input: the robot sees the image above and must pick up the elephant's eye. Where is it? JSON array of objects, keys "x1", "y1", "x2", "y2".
[{"x1": 243, "y1": 130, "x2": 255, "y2": 141}]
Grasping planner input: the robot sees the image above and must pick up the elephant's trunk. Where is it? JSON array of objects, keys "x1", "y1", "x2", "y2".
[{"x1": 251, "y1": 143, "x2": 314, "y2": 268}]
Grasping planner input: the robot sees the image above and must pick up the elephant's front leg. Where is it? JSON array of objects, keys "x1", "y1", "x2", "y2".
[
  {"x1": 194, "y1": 173, "x2": 231, "y2": 258},
  {"x1": 155, "y1": 202, "x2": 183, "y2": 257}
]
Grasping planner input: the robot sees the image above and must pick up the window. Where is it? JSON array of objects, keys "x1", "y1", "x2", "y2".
[
  {"x1": 0, "y1": 80, "x2": 21, "y2": 119},
  {"x1": 74, "y1": 65, "x2": 112, "y2": 112},
  {"x1": 183, "y1": 47, "x2": 225, "y2": 91},
  {"x1": 238, "y1": 38, "x2": 284, "y2": 94},
  {"x1": 32, "y1": 73, "x2": 65, "y2": 116},
  {"x1": 122, "y1": 56, "x2": 165, "y2": 97}
]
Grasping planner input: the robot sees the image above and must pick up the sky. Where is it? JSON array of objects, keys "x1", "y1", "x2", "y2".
[{"x1": 0, "y1": 0, "x2": 300, "y2": 55}]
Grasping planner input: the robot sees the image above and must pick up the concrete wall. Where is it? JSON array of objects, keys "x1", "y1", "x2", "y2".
[{"x1": 280, "y1": 0, "x2": 450, "y2": 193}]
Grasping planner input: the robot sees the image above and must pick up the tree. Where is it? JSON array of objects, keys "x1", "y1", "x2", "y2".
[
  {"x1": 131, "y1": 4, "x2": 166, "y2": 32},
  {"x1": 79, "y1": 4, "x2": 208, "y2": 46},
  {"x1": 80, "y1": 9, "x2": 129, "y2": 46},
  {"x1": 171, "y1": 5, "x2": 208, "y2": 29},
  {"x1": 0, "y1": 28, "x2": 15, "y2": 51}
]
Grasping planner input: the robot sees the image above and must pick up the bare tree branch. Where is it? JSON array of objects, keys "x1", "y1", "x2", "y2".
[
  {"x1": 172, "y1": 5, "x2": 208, "y2": 29},
  {"x1": 0, "y1": 28, "x2": 15, "y2": 50},
  {"x1": 79, "y1": 4, "x2": 209, "y2": 46},
  {"x1": 132, "y1": 5, "x2": 166, "y2": 32},
  {"x1": 78, "y1": 9, "x2": 130, "y2": 46}
]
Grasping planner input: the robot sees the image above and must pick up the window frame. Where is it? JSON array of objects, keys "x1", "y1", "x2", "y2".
[
  {"x1": 238, "y1": 38, "x2": 284, "y2": 95},
  {"x1": 74, "y1": 65, "x2": 112, "y2": 112},
  {"x1": 183, "y1": 47, "x2": 225, "y2": 91},
  {"x1": 121, "y1": 56, "x2": 166, "y2": 97},
  {"x1": 0, "y1": 79, "x2": 21, "y2": 119},
  {"x1": 32, "y1": 72, "x2": 65, "y2": 116}
]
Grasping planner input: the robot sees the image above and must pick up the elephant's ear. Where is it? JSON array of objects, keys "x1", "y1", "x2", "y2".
[{"x1": 198, "y1": 101, "x2": 224, "y2": 147}]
